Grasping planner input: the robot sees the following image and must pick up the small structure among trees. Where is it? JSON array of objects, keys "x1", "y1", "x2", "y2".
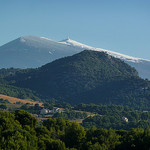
[
  {"x1": 40, "y1": 108, "x2": 52, "y2": 115},
  {"x1": 40, "y1": 107, "x2": 63, "y2": 115},
  {"x1": 122, "y1": 116, "x2": 128, "y2": 122}
]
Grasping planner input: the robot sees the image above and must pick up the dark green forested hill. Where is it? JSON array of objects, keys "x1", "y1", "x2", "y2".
[{"x1": 3, "y1": 50, "x2": 150, "y2": 110}]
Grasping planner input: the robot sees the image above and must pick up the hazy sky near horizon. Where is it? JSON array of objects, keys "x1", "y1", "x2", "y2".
[{"x1": 0, "y1": 0, "x2": 150, "y2": 59}]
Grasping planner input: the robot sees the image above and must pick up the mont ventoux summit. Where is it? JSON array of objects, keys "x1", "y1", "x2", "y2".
[{"x1": 0, "y1": 35, "x2": 150, "y2": 80}]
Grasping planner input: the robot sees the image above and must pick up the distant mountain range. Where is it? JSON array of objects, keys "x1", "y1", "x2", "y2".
[{"x1": 0, "y1": 36, "x2": 150, "y2": 79}]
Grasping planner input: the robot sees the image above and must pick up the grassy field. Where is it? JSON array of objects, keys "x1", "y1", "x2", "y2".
[{"x1": 0, "y1": 94, "x2": 43, "y2": 106}]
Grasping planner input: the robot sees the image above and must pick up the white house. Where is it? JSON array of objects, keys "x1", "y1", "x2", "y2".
[
  {"x1": 122, "y1": 116, "x2": 128, "y2": 122},
  {"x1": 53, "y1": 108, "x2": 63, "y2": 113},
  {"x1": 40, "y1": 108, "x2": 51, "y2": 115}
]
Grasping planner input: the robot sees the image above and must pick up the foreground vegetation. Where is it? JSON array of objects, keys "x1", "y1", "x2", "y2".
[{"x1": 0, "y1": 110, "x2": 150, "y2": 150}]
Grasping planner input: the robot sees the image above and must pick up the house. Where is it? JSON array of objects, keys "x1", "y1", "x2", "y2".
[
  {"x1": 122, "y1": 116, "x2": 128, "y2": 122},
  {"x1": 40, "y1": 108, "x2": 51, "y2": 115},
  {"x1": 53, "y1": 107, "x2": 63, "y2": 113},
  {"x1": 40, "y1": 107, "x2": 63, "y2": 115}
]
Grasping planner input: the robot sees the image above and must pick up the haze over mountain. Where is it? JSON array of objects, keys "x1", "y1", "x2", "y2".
[{"x1": 0, "y1": 36, "x2": 150, "y2": 79}]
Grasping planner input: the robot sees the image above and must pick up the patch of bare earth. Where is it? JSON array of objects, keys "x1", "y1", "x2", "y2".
[{"x1": 0, "y1": 94, "x2": 43, "y2": 106}]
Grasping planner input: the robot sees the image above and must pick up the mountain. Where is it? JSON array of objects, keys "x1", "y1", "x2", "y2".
[
  {"x1": 0, "y1": 36, "x2": 82, "y2": 68},
  {"x1": 7, "y1": 50, "x2": 150, "y2": 110},
  {"x1": 0, "y1": 36, "x2": 150, "y2": 79},
  {"x1": 59, "y1": 38, "x2": 150, "y2": 79}
]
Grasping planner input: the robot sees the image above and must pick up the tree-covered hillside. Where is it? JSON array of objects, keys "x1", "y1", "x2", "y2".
[
  {"x1": 0, "y1": 68, "x2": 41, "y2": 101},
  {"x1": 4, "y1": 50, "x2": 150, "y2": 110}
]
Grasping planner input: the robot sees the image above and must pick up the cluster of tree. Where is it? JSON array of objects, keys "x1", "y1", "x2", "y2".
[
  {"x1": 0, "y1": 99, "x2": 9, "y2": 110},
  {"x1": 75, "y1": 103, "x2": 150, "y2": 130},
  {"x1": 0, "y1": 104, "x2": 7, "y2": 110},
  {"x1": 0, "y1": 68, "x2": 42, "y2": 101},
  {"x1": 0, "y1": 110, "x2": 150, "y2": 150},
  {"x1": 43, "y1": 101, "x2": 72, "y2": 110},
  {"x1": 0, "y1": 68, "x2": 22, "y2": 78},
  {"x1": 82, "y1": 115, "x2": 150, "y2": 130},
  {"x1": 20, "y1": 103, "x2": 42, "y2": 114},
  {"x1": 0, "y1": 98, "x2": 10, "y2": 104},
  {"x1": 52, "y1": 110, "x2": 88, "y2": 120}
]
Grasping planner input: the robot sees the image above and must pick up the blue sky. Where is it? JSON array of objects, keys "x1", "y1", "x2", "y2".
[{"x1": 0, "y1": 0, "x2": 150, "y2": 59}]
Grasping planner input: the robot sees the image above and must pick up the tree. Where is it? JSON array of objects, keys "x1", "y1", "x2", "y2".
[
  {"x1": 0, "y1": 104, "x2": 7, "y2": 110},
  {"x1": 64, "y1": 121, "x2": 86, "y2": 149},
  {"x1": 86, "y1": 128, "x2": 120, "y2": 150},
  {"x1": 14, "y1": 110, "x2": 37, "y2": 128},
  {"x1": 34, "y1": 104, "x2": 40, "y2": 110}
]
